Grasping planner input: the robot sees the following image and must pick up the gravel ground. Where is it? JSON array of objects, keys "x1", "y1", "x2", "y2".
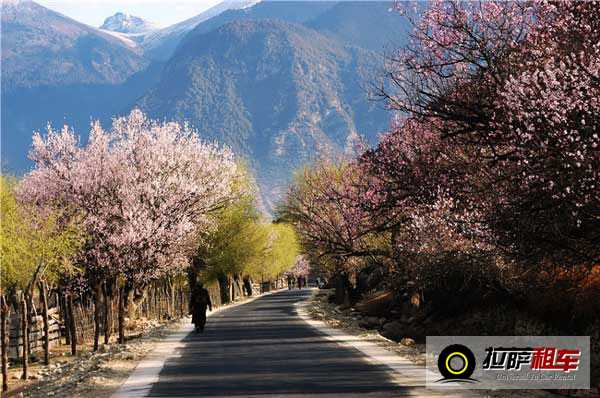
[
  {"x1": 305, "y1": 289, "x2": 426, "y2": 365},
  {"x1": 4, "y1": 317, "x2": 189, "y2": 398}
]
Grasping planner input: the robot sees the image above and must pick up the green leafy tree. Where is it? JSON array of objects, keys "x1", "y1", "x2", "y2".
[
  {"x1": 193, "y1": 167, "x2": 299, "y2": 301},
  {"x1": 261, "y1": 223, "x2": 299, "y2": 280},
  {"x1": 1, "y1": 175, "x2": 81, "y2": 293},
  {"x1": 199, "y1": 198, "x2": 268, "y2": 283},
  {"x1": 1, "y1": 175, "x2": 82, "y2": 380}
]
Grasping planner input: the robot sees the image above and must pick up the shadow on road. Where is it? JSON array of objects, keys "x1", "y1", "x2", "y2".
[{"x1": 148, "y1": 290, "x2": 419, "y2": 397}]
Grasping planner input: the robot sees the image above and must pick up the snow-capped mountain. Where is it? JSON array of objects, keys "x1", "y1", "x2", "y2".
[
  {"x1": 1, "y1": 0, "x2": 153, "y2": 180},
  {"x1": 139, "y1": 0, "x2": 261, "y2": 60},
  {"x1": 100, "y1": 12, "x2": 157, "y2": 34},
  {"x1": 2, "y1": 0, "x2": 407, "y2": 211}
]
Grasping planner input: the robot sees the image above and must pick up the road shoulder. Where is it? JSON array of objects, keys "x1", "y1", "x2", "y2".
[
  {"x1": 296, "y1": 289, "x2": 555, "y2": 398},
  {"x1": 295, "y1": 289, "x2": 429, "y2": 388}
]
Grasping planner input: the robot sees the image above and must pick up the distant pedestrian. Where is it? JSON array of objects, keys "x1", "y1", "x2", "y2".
[
  {"x1": 190, "y1": 283, "x2": 212, "y2": 333},
  {"x1": 297, "y1": 275, "x2": 304, "y2": 290},
  {"x1": 287, "y1": 275, "x2": 294, "y2": 290},
  {"x1": 317, "y1": 277, "x2": 326, "y2": 289}
]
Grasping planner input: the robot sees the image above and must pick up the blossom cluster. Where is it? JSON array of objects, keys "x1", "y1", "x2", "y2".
[
  {"x1": 283, "y1": 1, "x2": 599, "y2": 298},
  {"x1": 20, "y1": 110, "x2": 242, "y2": 284}
]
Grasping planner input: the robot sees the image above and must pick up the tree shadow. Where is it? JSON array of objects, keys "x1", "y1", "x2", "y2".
[{"x1": 150, "y1": 290, "x2": 420, "y2": 397}]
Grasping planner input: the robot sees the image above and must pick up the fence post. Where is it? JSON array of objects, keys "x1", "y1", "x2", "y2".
[
  {"x1": 67, "y1": 295, "x2": 77, "y2": 355},
  {"x1": 39, "y1": 282, "x2": 50, "y2": 365},
  {"x1": 20, "y1": 296, "x2": 28, "y2": 380},
  {"x1": 1, "y1": 295, "x2": 9, "y2": 392}
]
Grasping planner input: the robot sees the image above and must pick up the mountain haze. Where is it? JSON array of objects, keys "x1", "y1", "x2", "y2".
[
  {"x1": 1, "y1": 0, "x2": 153, "y2": 171},
  {"x1": 1, "y1": 1, "x2": 404, "y2": 210},
  {"x1": 306, "y1": 1, "x2": 408, "y2": 51},
  {"x1": 138, "y1": 19, "x2": 390, "y2": 209},
  {"x1": 1, "y1": 0, "x2": 146, "y2": 91}
]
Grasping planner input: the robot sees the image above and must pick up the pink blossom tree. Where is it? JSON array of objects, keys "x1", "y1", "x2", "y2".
[
  {"x1": 282, "y1": 0, "x2": 598, "y2": 342},
  {"x1": 280, "y1": 161, "x2": 392, "y2": 304},
  {"x1": 376, "y1": 0, "x2": 600, "y2": 267},
  {"x1": 488, "y1": 2, "x2": 600, "y2": 264},
  {"x1": 281, "y1": 162, "x2": 389, "y2": 265},
  {"x1": 286, "y1": 256, "x2": 311, "y2": 278},
  {"x1": 20, "y1": 109, "x2": 243, "y2": 346}
]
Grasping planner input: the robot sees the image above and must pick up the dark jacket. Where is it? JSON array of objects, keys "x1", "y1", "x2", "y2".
[{"x1": 191, "y1": 287, "x2": 212, "y2": 325}]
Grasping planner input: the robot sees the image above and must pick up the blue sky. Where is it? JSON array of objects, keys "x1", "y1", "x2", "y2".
[{"x1": 36, "y1": 0, "x2": 223, "y2": 28}]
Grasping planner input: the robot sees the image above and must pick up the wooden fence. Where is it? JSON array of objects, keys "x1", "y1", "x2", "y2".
[
  {"x1": 8, "y1": 308, "x2": 60, "y2": 360},
  {"x1": 4, "y1": 276, "x2": 283, "y2": 361}
]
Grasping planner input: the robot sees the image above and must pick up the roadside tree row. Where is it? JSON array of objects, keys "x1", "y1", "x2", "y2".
[
  {"x1": 281, "y1": 1, "x2": 599, "y2": 338},
  {"x1": 0, "y1": 110, "x2": 298, "y2": 390}
]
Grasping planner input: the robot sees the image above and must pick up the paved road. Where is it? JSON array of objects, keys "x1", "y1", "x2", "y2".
[{"x1": 146, "y1": 289, "x2": 464, "y2": 397}]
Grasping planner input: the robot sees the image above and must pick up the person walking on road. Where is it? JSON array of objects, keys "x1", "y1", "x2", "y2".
[
  {"x1": 190, "y1": 283, "x2": 213, "y2": 333},
  {"x1": 287, "y1": 275, "x2": 295, "y2": 290}
]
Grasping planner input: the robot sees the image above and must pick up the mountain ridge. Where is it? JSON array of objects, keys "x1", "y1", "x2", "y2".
[
  {"x1": 1, "y1": 1, "x2": 402, "y2": 212},
  {"x1": 1, "y1": 0, "x2": 147, "y2": 92},
  {"x1": 138, "y1": 18, "x2": 389, "y2": 210},
  {"x1": 138, "y1": 0, "x2": 262, "y2": 60}
]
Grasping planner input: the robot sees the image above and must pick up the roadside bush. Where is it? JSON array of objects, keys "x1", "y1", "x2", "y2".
[
  {"x1": 403, "y1": 253, "x2": 506, "y2": 316},
  {"x1": 520, "y1": 265, "x2": 600, "y2": 329}
]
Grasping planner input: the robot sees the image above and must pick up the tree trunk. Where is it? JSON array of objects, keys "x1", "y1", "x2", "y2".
[
  {"x1": 1, "y1": 295, "x2": 10, "y2": 392},
  {"x1": 25, "y1": 294, "x2": 34, "y2": 358},
  {"x1": 233, "y1": 275, "x2": 244, "y2": 299},
  {"x1": 160, "y1": 283, "x2": 166, "y2": 319},
  {"x1": 179, "y1": 287, "x2": 184, "y2": 317},
  {"x1": 76, "y1": 304, "x2": 86, "y2": 342},
  {"x1": 118, "y1": 287, "x2": 125, "y2": 344},
  {"x1": 67, "y1": 295, "x2": 77, "y2": 355},
  {"x1": 152, "y1": 285, "x2": 160, "y2": 319},
  {"x1": 93, "y1": 284, "x2": 102, "y2": 351},
  {"x1": 61, "y1": 294, "x2": 71, "y2": 346},
  {"x1": 243, "y1": 277, "x2": 253, "y2": 297},
  {"x1": 167, "y1": 279, "x2": 174, "y2": 318},
  {"x1": 39, "y1": 282, "x2": 50, "y2": 365},
  {"x1": 129, "y1": 287, "x2": 146, "y2": 321},
  {"x1": 20, "y1": 296, "x2": 28, "y2": 380},
  {"x1": 334, "y1": 273, "x2": 351, "y2": 306},
  {"x1": 103, "y1": 281, "x2": 112, "y2": 345},
  {"x1": 218, "y1": 274, "x2": 230, "y2": 305}
]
